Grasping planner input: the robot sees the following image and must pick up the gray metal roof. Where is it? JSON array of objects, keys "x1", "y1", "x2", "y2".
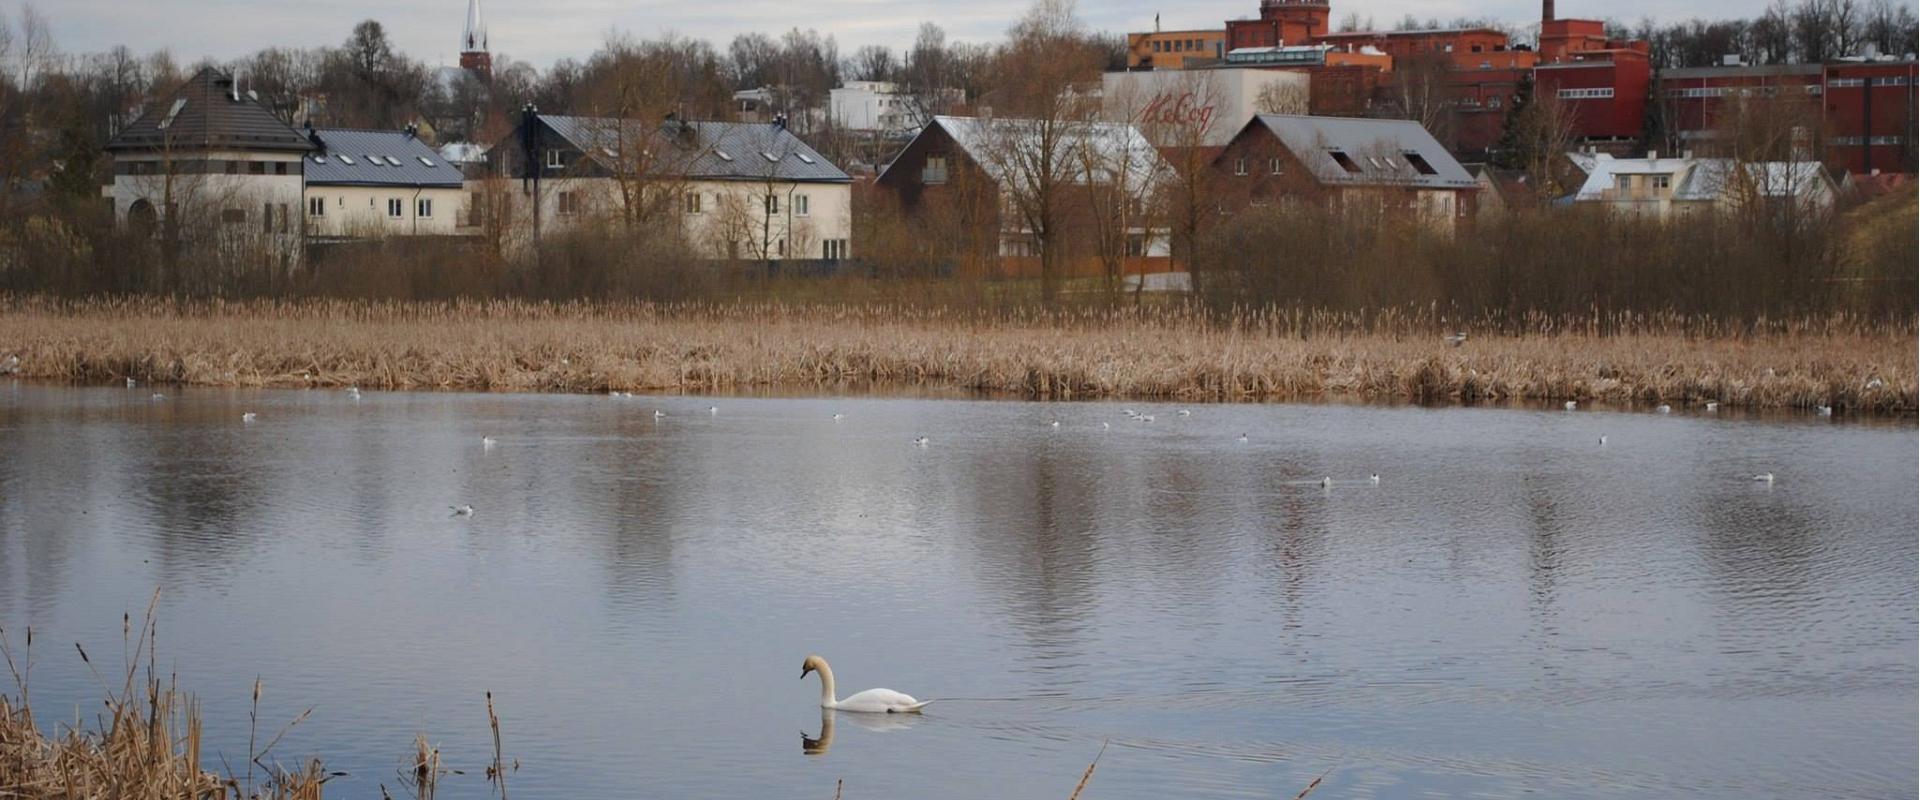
[
  {"x1": 304, "y1": 128, "x2": 465, "y2": 187},
  {"x1": 1247, "y1": 114, "x2": 1476, "y2": 189},
  {"x1": 107, "y1": 67, "x2": 314, "y2": 154},
  {"x1": 538, "y1": 114, "x2": 851, "y2": 183}
]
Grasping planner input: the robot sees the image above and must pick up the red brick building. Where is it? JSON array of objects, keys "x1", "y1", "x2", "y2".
[
  {"x1": 1226, "y1": 0, "x2": 1331, "y2": 51},
  {"x1": 1534, "y1": 51, "x2": 1654, "y2": 143},
  {"x1": 1659, "y1": 60, "x2": 1919, "y2": 175}
]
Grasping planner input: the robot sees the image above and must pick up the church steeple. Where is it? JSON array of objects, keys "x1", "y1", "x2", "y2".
[{"x1": 459, "y1": 0, "x2": 491, "y2": 78}]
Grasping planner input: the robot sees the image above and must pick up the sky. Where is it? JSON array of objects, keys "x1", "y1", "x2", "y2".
[{"x1": 36, "y1": 0, "x2": 1771, "y2": 69}]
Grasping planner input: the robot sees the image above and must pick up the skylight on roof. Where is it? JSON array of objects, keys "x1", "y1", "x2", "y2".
[
  {"x1": 418, "y1": 156, "x2": 435, "y2": 167},
  {"x1": 157, "y1": 98, "x2": 188, "y2": 130},
  {"x1": 797, "y1": 153, "x2": 816, "y2": 164},
  {"x1": 762, "y1": 151, "x2": 780, "y2": 163},
  {"x1": 313, "y1": 155, "x2": 328, "y2": 164},
  {"x1": 715, "y1": 149, "x2": 733, "y2": 161},
  {"x1": 386, "y1": 156, "x2": 403, "y2": 166},
  {"x1": 338, "y1": 155, "x2": 356, "y2": 165}
]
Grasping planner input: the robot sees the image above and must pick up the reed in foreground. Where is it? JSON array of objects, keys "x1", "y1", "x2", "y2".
[{"x1": 0, "y1": 296, "x2": 1912, "y2": 413}]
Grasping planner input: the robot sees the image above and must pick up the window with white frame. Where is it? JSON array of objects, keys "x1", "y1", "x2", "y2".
[
  {"x1": 922, "y1": 156, "x2": 949, "y2": 184},
  {"x1": 795, "y1": 194, "x2": 810, "y2": 216},
  {"x1": 417, "y1": 198, "x2": 433, "y2": 218},
  {"x1": 1652, "y1": 174, "x2": 1671, "y2": 190},
  {"x1": 387, "y1": 198, "x2": 404, "y2": 218},
  {"x1": 1233, "y1": 156, "x2": 1248, "y2": 176},
  {"x1": 546, "y1": 149, "x2": 565, "y2": 169},
  {"x1": 1268, "y1": 157, "x2": 1283, "y2": 175},
  {"x1": 1615, "y1": 175, "x2": 1631, "y2": 192},
  {"x1": 308, "y1": 196, "x2": 325, "y2": 217},
  {"x1": 823, "y1": 239, "x2": 849, "y2": 260}
]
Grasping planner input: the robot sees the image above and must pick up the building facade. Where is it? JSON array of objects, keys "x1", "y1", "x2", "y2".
[
  {"x1": 1127, "y1": 30, "x2": 1229, "y2": 70},
  {"x1": 1101, "y1": 68, "x2": 1310, "y2": 147},
  {"x1": 302, "y1": 126, "x2": 469, "y2": 240}
]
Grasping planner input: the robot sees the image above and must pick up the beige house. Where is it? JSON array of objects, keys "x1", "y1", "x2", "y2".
[
  {"x1": 302, "y1": 126, "x2": 469, "y2": 240},
  {"x1": 104, "y1": 67, "x2": 312, "y2": 262},
  {"x1": 478, "y1": 114, "x2": 853, "y2": 261}
]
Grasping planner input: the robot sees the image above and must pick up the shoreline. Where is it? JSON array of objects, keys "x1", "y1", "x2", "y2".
[{"x1": 1, "y1": 298, "x2": 1913, "y2": 415}]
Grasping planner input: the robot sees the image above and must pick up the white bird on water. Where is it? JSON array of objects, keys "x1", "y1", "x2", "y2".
[
  {"x1": 1177, "y1": 409, "x2": 1192, "y2": 417},
  {"x1": 1139, "y1": 414, "x2": 1155, "y2": 423},
  {"x1": 125, "y1": 377, "x2": 137, "y2": 388},
  {"x1": 832, "y1": 413, "x2": 846, "y2": 421},
  {"x1": 1564, "y1": 400, "x2": 1577, "y2": 411},
  {"x1": 1238, "y1": 433, "x2": 1249, "y2": 443},
  {"x1": 1656, "y1": 404, "x2": 1672, "y2": 414},
  {"x1": 241, "y1": 412, "x2": 258, "y2": 423},
  {"x1": 709, "y1": 406, "x2": 719, "y2": 415},
  {"x1": 1370, "y1": 473, "x2": 1381, "y2": 485},
  {"x1": 654, "y1": 409, "x2": 668, "y2": 419},
  {"x1": 1050, "y1": 420, "x2": 1061, "y2": 429},
  {"x1": 801, "y1": 655, "x2": 931, "y2": 713},
  {"x1": 1705, "y1": 401, "x2": 1720, "y2": 412},
  {"x1": 1598, "y1": 435, "x2": 1608, "y2": 446},
  {"x1": 450, "y1": 504, "x2": 475, "y2": 517},
  {"x1": 913, "y1": 436, "x2": 930, "y2": 447},
  {"x1": 1751, "y1": 472, "x2": 1775, "y2": 484},
  {"x1": 150, "y1": 393, "x2": 165, "y2": 402},
  {"x1": 346, "y1": 386, "x2": 362, "y2": 400},
  {"x1": 482, "y1": 436, "x2": 498, "y2": 448},
  {"x1": 1816, "y1": 405, "x2": 1833, "y2": 416},
  {"x1": 1102, "y1": 422, "x2": 1111, "y2": 430},
  {"x1": 1319, "y1": 477, "x2": 1332, "y2": 489}
]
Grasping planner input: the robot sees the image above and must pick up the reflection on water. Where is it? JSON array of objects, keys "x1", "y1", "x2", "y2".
[{"x1": 0, "y1": 381, "x2": 1913, "y2": 799}]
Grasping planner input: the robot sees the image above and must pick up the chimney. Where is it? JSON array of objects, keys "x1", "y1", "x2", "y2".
[
  {"x1": 1647, "y1": 149, "x2": 1659, "y2": 160},
  {"x1": 1543, "y1": 0, "x2": 1555, "y2": 23}
]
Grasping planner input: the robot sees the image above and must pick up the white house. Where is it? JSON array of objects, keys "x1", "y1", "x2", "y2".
[
  {"x1": 828, "y1": 81, "x2": 961, "y2": 135},
  {"x1": 104, "y1": 67, "x2": 312, "y2": 260},
  {"x1": 480, "y1": 114, "x2": 854, "y2": 261},
  {"x1": 302, "y1": 126, "x2": 469, "y2": 239},
  {"x1": 1571, "y1": 152, "x2": 1838, "y2": 218}
]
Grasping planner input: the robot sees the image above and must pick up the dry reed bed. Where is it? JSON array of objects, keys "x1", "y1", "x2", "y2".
[{"x1": 0, "y1": 297, "x2": 1912, "y2": 413}]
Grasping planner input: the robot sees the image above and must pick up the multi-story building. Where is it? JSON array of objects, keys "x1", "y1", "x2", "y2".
[
  {"x1": 482, "y1": 113, "x2": 853, "y2": 261},
  {"x1": 1211, "y1": 114, "x2": 1480, "y2": 233},
  {"x1": 104, "y1": 67, "x2": 312, "y2": 262},
  {"x1": 1534, "y1": 50, "x2": 1653, "y2": 144},
  {"x1": 1226, "y1": 0, "x2": 1332, "y2": 52},
  {"x1": 1657, "y1": 59, "x2": 1917, "y2": 175},
  {"x1": 1100, "y1": 68, "x2": 1310, "y2": 147},
  {"x1": 302, "y1": 126, "x2": 469, "y2": 240},
  {"x1": 1569, "y1": 151, "x2": 1838, "y2": 218},
  {"x1": 1127, "y1": 29, "x2": 1229, "y2": 70}
]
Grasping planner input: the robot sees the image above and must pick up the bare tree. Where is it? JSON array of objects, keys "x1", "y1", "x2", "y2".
[{"x1": 847, "y1": 45, "x2": 896, "y2": 82}]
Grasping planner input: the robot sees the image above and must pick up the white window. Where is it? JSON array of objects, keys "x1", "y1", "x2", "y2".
[
  {"x1": 1555, "y1": 87, "x2": 1615, "y2": 100},
  {"x1": 557, "y1": 191, "x2": 579, "y2": 215},
  {"x1": 794, "y1": 194, "x2": 810, "y2": 216},
  {"x1": 1233, "y1": 156, "x2": 1248, "y2": 176},
  {"x1": 387, "y1": 198, "x2": 404, "y2": 218},
  {"x1": 1829, "y1": 77, "x2": 1866, "y2": 87},
  {"x1": 1652, "y1": 174, "x2": 1671, "y2": 190},
  {"x1": 923, "y1": 156, "x2": 948, "y2": 184},
  {"x1": 1615, "y1": 175, "x2": 1631, "y2": 192},
  {"x1": 338, "y1": 155, "x2": 356, "y2": 165},
  {"x1": 765, "y1": 194, "x2": 780, "y2": 215},
  {"x1": 417, "y1": 198, "x2": 433, "y2": 218},
  {"x1": 546, "y1": 149, "x2": 564, "y2": 169},
  {"x1": 685, "y1": 191, "x2": 703, "y2": 214},
  {"x1": 308, "y1": 196, "x2": 325, "y2": 217},
  {"x1": 1268, "y1": 157, "x2": 1283, "y2": 175},
  {"x1": 823, "y1": 239, "x2": 849, "y2": 260}
]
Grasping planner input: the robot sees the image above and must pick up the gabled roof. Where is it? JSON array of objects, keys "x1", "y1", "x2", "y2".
[
  {"x1": 1572, "y1": 153, "x2": 1834, "y2": 201},
  {"x1": 1240, "y1": 114, "x2": 1475, "y2": 189},
  {"x1": 536, "y1": 114, "x2": 851, "y2": 183},
  {"x1": 304, "y1": 128, "x2": 464, "y2": 188},
  {"x1": 882, "y1": 115, "x2": 1172, "y2": 188},
  {"x1": 106, "y1": 67, "x2": 314, "y2": 154}
]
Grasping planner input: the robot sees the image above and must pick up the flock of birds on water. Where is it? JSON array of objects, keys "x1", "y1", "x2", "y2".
[{"x1": 109, "y1": 364, "x2": 1835, "y2": 520}]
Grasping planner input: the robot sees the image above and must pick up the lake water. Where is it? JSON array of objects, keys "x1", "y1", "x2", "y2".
[{"x1": 0, "y1": 382, "x2": 1913, "y2": 799}]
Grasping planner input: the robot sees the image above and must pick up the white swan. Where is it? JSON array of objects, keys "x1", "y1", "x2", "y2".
[
  {"x1": 801, "y1": 655, "x2": 930, "y2": 713},
  {"x1": 242, "y1": 412, "x2": 258, "y2": 423},
  {"x1": 1564, "y1": 400, "x2": 1577, "y2": 411}
]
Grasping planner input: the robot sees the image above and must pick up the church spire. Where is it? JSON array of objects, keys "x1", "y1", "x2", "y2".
[
  {"x1": 459, "y1": 0, "x2": 492, "y2": 78},
  {"x1": 462, "y1": 0, "x2": 487, "y2": 54}
]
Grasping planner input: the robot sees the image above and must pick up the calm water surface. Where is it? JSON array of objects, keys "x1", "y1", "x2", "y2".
[{"x1": 0, "y1": 382, "x2": 1913, "y2": 798}]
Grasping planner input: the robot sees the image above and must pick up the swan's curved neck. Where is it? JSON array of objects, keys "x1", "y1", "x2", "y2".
[{"x1": 814, "y1": 661, "x2": 838, "y2": 708}]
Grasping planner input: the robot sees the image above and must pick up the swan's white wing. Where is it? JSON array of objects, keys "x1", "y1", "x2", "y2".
[{"x1": 835, "y1": 688, "x2": 928, "y2": 713}]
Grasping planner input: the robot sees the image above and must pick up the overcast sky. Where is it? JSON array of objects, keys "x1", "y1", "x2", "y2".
[{"x1": 38, "y1": 0, "x2": 1769, "y2": 69}]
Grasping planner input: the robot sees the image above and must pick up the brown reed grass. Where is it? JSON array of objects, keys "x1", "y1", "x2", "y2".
[{"x1": 1, "y1": 295, "x2": 1909, "y2": 413}]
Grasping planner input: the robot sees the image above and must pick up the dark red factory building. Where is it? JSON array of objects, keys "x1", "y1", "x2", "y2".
[{"x1": 1657, "y1": 60, "x2": 1917, "y2": 175}]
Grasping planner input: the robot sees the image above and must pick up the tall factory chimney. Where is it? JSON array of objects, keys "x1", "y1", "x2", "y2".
[{"x1": 1543, "y1": 0, "x2": 1555, "y2": 23}]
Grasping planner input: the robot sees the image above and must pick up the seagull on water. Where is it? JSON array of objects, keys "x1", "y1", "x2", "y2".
[
  {"x1": 482, "y1": 436, "x2": 498, "y2": 448},
  {"x1": 1319, "y1": 477, "x2": 1332, "y2": 489},
  {"x1": 150, "y1": 393, "x2": 165, "y2": 402},
  {"x1": 653, "y1": 409, "x2": 668, "y2": 419},
  {"x1": 450, "y1": 504, "x2": 475, "y2": 517},
  {"x1": 1751, "y1": 472, "x2": 1774, "y2": 484},
  {"x1": 1705, "y1": 401, "x2": 1719, "y2": 411},
  {"x1": 832, "y1": 413, "x2": 846, "y2": 421},
  {"x1": 1050, "y1": 420, "x2": 1061, "y2": 429},
  {"x1": 1139, "y1": 414, "x2": 1155, "y2": 423},
  {"x1": 241, "y1": 412, "x2": 258, "y2": 423},
  {"x1": 1238, "y1": 433, "x2": 1248, "y2": 443},
  {"x1": 1102, "y1": 422, "x2": 1111, "y2": 430},
  {"x1": 1369, "y1": 473, "x2": 1380, "y2": 485},
  {"x1": 125, "y1": 377, "x2": 136, "y2": 388},
  {"x1": 1815, "y1": 405, "x2": 1833, "y2": 416},
  {"x1": 1598, "y1": 435, "x2": 1608, "y2": 446},
  {"x1": 913, "y1": 436, "x2": 930, "y2": 447},
  {"x1": 709, "y1": 406, "x2": 719, "y2": 415},
  {"x1": 1177, "y1": 409, "x2": 1192, "y2": 417}
]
